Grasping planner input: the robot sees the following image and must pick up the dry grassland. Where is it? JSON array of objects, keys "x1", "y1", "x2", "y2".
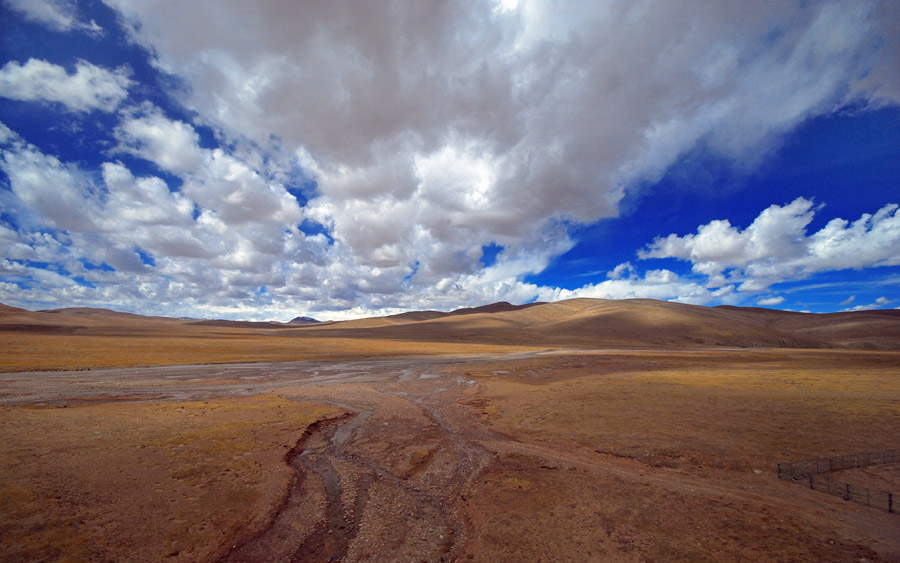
[
  {"x1": 0, "y1": 330, "x2": 541, "y2": 372},
  {"x1": 0, "y1": 396, "x2": 342, "y2": 562},
  {"x1": 2, "y1": 299, "x2": 900, "y2": 561},
  {"x1": 1, "y1": 348, "x2": 898, "y2": 561},
  {"x1": 452, "y1": 349, "x2": 900, "y2": 561}
]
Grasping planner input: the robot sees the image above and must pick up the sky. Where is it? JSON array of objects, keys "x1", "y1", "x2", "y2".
[{"x1": 0, "y1": 0, "x2": 899, "y2": 321}]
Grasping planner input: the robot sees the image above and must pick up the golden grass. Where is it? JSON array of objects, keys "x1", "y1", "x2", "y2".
[
  {"x1": 4, "y1": 296, "x2": 900, "y2": 373},
  {"x1": 2, "y1": 343, "x2": 898, "y2": 561},
  {"x1": 456, "y1": 349, "x2": 900, "y2": 561},
  {"x1": 0, "y1": 331, "x2": 542, "y2": 371},
  {"x1": 0, "y1": 395, "x2": 342, "y2": 562},
  {"x1": 465, "y1": 349, "x2": 900, "y2": 473}
]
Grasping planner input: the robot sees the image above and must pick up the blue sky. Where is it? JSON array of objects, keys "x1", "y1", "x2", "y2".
[{"x1": 1, "y1": 0, "x2": 899, "y2": 320}]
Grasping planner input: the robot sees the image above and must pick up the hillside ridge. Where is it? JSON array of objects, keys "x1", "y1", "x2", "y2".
[{"x1": 2, "y1": 298, "x2": 898, "y2": 350}]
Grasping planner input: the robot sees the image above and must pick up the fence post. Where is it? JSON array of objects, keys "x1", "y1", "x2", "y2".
[
  {"x1": 809, "y1": 475, "x2": 814, "y2": 489},
  {"x1": 846, "y1": 483, "x2": 852, "y2": 501},
  {"x1": 889, "y1": 492, "x2": 893, "y2": 513}
]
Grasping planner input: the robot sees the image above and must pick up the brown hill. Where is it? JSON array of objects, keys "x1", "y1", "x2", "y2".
[
  {"x1": 311, "y1": 298, "x2": 900, "y2": 350},
  {"x1": 1, "y1": 298, "x2": 899, "y2": 350},
  {"x1": 0, "y1": 304, "x2": 185, "y2": 334},
  {"x1": 715, "y1": 305, "x2": 900, "y2": 350},
  {"x1": 447, "y1": 301, "x2": 545, "y2": 317}
]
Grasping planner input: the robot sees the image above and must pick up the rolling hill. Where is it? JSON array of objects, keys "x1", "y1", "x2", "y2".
[{"x1": 2, "y1": 298, "x2": 899, "y2": 350}]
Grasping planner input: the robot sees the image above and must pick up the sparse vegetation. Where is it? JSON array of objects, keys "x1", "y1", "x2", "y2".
[
  {"x1": 0, "y1": 396, "x2": 342, "y2": 562},
  {"x1": 2, "y1": 299, "x2": 899, "y2": 561}
]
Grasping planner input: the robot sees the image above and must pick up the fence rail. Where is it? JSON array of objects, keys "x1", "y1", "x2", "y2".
[
  {"x1": 777, "y1": 449, "x2": 900, "y2": 480},
  {"x1": 804, "y1": 473, "x2": 894, "y2": 512},
  {"x1": 777, "y1": 449, "x2": 898, "y2": 513}
]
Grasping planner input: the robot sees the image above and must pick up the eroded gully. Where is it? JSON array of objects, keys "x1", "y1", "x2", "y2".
[{"x1": 221, "y1": 364, "x2": 499, "y2": 562}]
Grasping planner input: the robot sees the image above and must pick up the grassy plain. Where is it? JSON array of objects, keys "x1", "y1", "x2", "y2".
[
  {"x1": 2, "y1": 299, "x2": 899, "y2": 561},
  {"x1": 0, "y1": 330, "x2": 541, "y2": 372}
]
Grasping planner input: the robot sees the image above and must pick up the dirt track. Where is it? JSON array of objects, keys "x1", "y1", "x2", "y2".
[{"x1": 3, "y1": 350, "x2": 900, "y2": 561}]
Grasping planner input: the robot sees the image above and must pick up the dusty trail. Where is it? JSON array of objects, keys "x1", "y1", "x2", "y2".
[
  {"x1": 182, "y1": 358, "x2": 503, "y2": 561},
  {"x1": 222, "y1": 415, "x2": 352, "y2": 562},
  {"x1": 0, "y1": 354, "x2": 529, "y2": 406}
]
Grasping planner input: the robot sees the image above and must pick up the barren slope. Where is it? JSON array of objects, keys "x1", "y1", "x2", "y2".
[
  {"x1": 302, "y1": 298, "x2": 898, "y2": 349},
  {"x1": 717, "y1": 305, "x2": 900, "y2": 350}
]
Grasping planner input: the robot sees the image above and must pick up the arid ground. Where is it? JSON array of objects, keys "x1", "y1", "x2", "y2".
[{"x1": 2, "y1": 299, "x2": 899, "y2": 561}]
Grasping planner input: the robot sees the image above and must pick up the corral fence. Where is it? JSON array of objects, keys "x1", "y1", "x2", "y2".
[{"x1": 777, "y1": 449, "x2": 898, "y2": 513}]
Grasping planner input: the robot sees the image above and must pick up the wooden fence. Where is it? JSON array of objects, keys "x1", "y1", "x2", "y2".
[{"x1": 777, "y1": 449, "x2": 898, "y2": 513}]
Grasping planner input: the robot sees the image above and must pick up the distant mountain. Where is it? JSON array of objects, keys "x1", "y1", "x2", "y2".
[
  {"x1": 339, "y1": 301, "x2": 547, "y2": 328},
  {"x1": 289, "y1": 316, "x2": 321, "y2": 324},
  {"x1": 448, "y1": 301, "x2": 545, "y2": 316}
]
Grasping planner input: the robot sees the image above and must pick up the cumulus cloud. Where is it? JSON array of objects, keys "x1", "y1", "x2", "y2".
[
  {"x1": 114, "y1": 103, "x2": 303, "y2": 226},
  {"x1": 104, "y1": 0, "x2": 899, "y2": 278},
  {"x1": 607, "y1": 262, "x2": 637, "y2": 280},
  {"x1": 0, "y1": 128, "x2": 100, "y2": 232},
  {"x1": 115, "y1": 104, "x2": 204, "y2": 174},
  {"x1": 2, "y1": 1, "x2": 900, "y2": 319},
  {"x1": 0, "y1": 122, "x2": 327, "y2": 312},
  {"x1": 757, "y1": 296, "x2": 785, "y2": 307},
  {"x1": 0, "y1": 59, "x2": 130, "y2": 112},
  {"x1": 3, "y1": 0, "x2": 102, "y2": 35},
  {"x1": 640, "y1": 198, "x2": 900, "y2": 291}
]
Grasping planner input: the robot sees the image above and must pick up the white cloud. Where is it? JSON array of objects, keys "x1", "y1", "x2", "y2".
[
  {"x1": 3, "y1": 0, "x2": 102, "y2": 35},
  {"x1": 2, "y1": 1, "x2": 900, "y2": 320},
  {"x1": 641, "y1": 198, "x2": 900, "y2": 292},
  {"x1": 607, "y1": 262, "x2": 636, "y2": 280},
  {"x1": 0, "y1": 129, "x2": 100, "y2": 232},
  {"x1": 0, "y1": 59, "x2": 129, "y2": 112},
  {"x1": 839, "y1": 295, "x2": 855, "y2": 306},
  {"x1": 757, "y1": 296, "x2": 785, "y2": 306},
  {"x1": 537, "y1": 269, "x2": 725, "y2": 306},
  {"x1": 100, "y1": 162, "x2": 194, "y2": 227},
  {"x1": 103, "y1": 0, "x2": 899, "y2": 280},
  {"x1": 842, "y1": 297, "x2": 896, "y2": 312},
  {"x1": 115, "y1": 103, "x2": 303, "y2": 226},
  {"x1": 114, "y1": 104, "x2": 204, "y2": 174},
  {"x1": 0, "y1": 122, "x2": 335, "y2": 315}
]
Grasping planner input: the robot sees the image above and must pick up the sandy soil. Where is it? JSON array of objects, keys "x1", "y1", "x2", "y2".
[{"x1": 2, "y1": 348, "x2": 899, "y2": 562}]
